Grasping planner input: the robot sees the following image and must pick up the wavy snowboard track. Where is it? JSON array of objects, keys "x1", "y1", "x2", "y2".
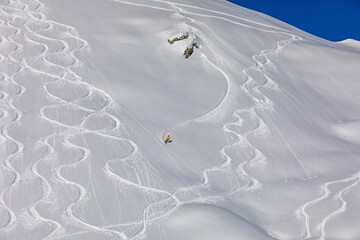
[
  {"x1": 3, "y1": 1, "x2": 176, "y2": 239},
  {"x1": 198, "y1": 34, "x2": 307, "y2": 200},
  {"x1": 0, "y1": 0, "x2": 106, "y2": 238},
  {"x1": 0, "y1": 1, "x2": 73, "y2": 238},
  {"x1": 29, "y1": 18, "x2": 170, "y2": 239},
  {"x1": 0, "y1": 1, "x2": 27, "y2": 234},
  {"x1": 32, "y1": 5, "x2": 122, "y2": 239},
  {"x1": 27, "y1": 135, "x2": 64, "y2": 240},
  {"x1": 296, "y1": 173, "x2": 360, "y2": 239},
  {"x1": 246, "y1": 28, "x2": 359, "y2": 240},
  {"x1": 24, "y1": 7, "x2": 133, "y2": 240}
]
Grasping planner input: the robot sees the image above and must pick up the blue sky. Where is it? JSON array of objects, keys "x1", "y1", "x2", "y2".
[{"x1": 227, "y1": 0, "x2": 360, "y2": 41}]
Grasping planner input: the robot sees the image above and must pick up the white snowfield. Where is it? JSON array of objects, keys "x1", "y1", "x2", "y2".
[{"x1": 0, "y1": 0, "x2": 360, "y2": 239}]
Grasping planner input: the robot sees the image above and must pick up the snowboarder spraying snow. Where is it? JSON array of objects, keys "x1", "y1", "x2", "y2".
[{"x1": 164, "y1": 135, "x2": 171, "y2": 144}]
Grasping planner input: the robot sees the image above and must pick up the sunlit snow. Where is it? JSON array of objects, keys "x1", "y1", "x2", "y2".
[{"x1": 1, "y1": 0, "x2": 360, "y2": 239}]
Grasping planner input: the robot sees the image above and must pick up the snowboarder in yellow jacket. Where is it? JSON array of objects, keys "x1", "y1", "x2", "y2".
[{"x1": 164, "y1": 135, "x2": 170, "y2": 144}]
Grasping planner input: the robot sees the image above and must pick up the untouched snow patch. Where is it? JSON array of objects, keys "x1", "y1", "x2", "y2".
[
  {"x1": 156, "y1": 203, "x2": 275, "y2": 240},
  {"x1": 332, "y1": 120, "x2": 360, "y2": 145}
]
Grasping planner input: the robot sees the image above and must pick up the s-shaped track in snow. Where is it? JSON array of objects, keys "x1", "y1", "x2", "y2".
[{"x1": 0, "y1": 0, "x2": 174, "y2": 239}]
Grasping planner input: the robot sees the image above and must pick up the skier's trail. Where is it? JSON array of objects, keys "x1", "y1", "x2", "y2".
[
  {"x1": 2, "y1": 0, "x2": 72, "y2": 237},
  {"x1": 297, "y1": 173, "x2": 360, "y2": 239},
  {"x1": 316, "y1": 175, "x2": 360, "y2": 240},
  {"x1": 0, "y1": 0, "x2": 171, "y2": 239},
  {"x1": 29, "y1": 15, "x2": 134, "y2": 240},
  {"x1": 0, "y1": 1, "x2": 26, "y2": 234},
  {"x1": 13, "y1": 1, "x2": 179, "y2": 239},
  {"x1": 27, "y1": 135, "x2": 63, "y2": 239},
  {"x1": 197, "y1": 35, "x2": 305, "y2": 197}
]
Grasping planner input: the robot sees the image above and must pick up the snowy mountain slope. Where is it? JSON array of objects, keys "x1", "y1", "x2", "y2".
[{"x1": 0, "y1": 0, "x2": 360, "y2": 239}]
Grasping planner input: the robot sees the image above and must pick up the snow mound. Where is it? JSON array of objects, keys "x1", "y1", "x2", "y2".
[
  {"x1": 332, "y1": 120, "x2": 360, "y2": 145},
  {"x1": 338, "y1": 38, "x2": 360, "y2": 50},
  {"x1": 157, "y1": 203, "x2": 275, "y2": 240}
]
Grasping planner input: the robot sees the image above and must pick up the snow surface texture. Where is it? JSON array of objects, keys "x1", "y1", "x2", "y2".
[{"x1": 0, "y1": 0, "x2": 360, "y2": 239}]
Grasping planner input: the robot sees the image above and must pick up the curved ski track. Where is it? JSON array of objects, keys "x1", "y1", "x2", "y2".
[
  {"x1": 0, "y1": 0, "x2": 174, "y2": 239},
  {"x1": 0, "y1": 0, "x2": 26, "y2": 234},
  {"x1": 296, "y1": 173, "x2": 360, "y2": 239}
]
